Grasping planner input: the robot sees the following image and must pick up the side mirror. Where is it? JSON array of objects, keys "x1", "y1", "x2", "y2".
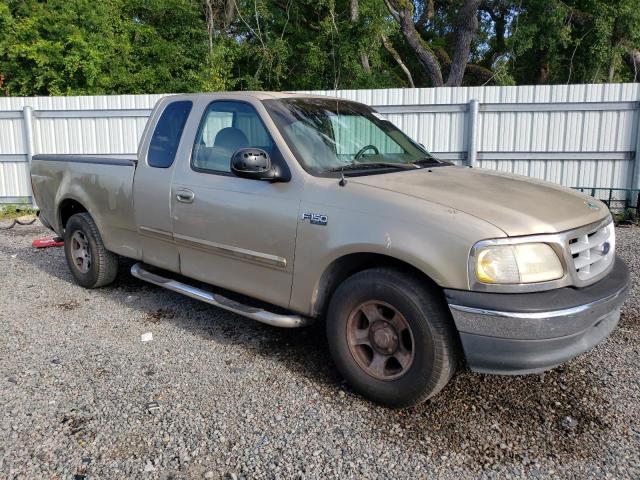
[{"x1": 230, "y1": 148, "x2": 277, "y2": 181}]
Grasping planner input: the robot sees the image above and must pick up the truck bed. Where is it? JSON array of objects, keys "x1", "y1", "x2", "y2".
[{"x1": 31, "y1": 154, "x2": 141, "y2": 259}]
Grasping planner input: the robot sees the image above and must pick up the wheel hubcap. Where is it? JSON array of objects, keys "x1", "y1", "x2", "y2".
[
  {"x1": 70, "y1": 231, "x2": 91, "y2": 274},
  {"x1": 346, "y1": 301, "x2": 415, "y2": 381},
  {"x1": 370, "y1": 321, "x2": 398, "y2": 354}
]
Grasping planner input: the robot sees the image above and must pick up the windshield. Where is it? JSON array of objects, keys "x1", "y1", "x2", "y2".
[{"x1": 263, "y1": 98, "x2": 445, "y2": 175}]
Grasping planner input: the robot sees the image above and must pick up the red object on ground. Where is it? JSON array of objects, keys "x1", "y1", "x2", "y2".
[{"x1": 32, "y1": 238, "x2": 64, "y2": 248}]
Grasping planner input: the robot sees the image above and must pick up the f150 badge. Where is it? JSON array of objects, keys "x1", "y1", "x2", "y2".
[{"x1": 301, "y1": 212, "x2": 328, "y2": 226}]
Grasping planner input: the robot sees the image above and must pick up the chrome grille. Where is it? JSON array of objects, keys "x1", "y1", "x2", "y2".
[{"x1": 569, "y1": 221, "x2": 615, "y2": 283}]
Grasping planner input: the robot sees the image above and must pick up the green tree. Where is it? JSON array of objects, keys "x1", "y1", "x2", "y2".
[
  {"x1": 1, "y1": 0, "x2": 118, "y2": 95},
  {"x1": 509, "y1": 0, "x2": 640, "y2": 84},
  {"x1": 0, "y1": 0, "x2": 230, "y2": 95},
  {"x1": 1, "y1": 0, "x2": 639, "y2": 95}
]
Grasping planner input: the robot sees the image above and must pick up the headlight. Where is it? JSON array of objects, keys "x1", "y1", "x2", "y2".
[{"x1": 475, "y1": 243, "x2": 563, "y2": 284}]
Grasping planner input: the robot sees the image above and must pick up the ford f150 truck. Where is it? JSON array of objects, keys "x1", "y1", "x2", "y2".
[{"x1": 31, "y1": 92, "x2": 630, "y2": 407}]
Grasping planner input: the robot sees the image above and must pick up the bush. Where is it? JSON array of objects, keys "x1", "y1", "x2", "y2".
[
  {"x1": 0, "y1": 204, "x2": 38, "y2": 220},
  {"x1": 613, "y1": 208, "x2": 638, "y2": 225}
]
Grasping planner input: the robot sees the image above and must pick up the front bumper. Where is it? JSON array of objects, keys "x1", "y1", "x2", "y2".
[{"x1": 445, "y1": 256, "x2": 630, "y2": 375}]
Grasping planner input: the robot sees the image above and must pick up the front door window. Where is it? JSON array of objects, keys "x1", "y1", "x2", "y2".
[{"x1": 192, "y1": 101, "x2": 275, "y2": 174}]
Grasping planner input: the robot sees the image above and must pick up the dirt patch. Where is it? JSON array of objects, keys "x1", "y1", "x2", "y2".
[
  {"x1": 55, "y1": 300, "x2": 81, "y2": 311},
  {"x1": 61, "y1": 410, "x2": 95, "y2": 446},
  {"x1": 144, "y1": 308, "x2": 176, "y2": 323}
]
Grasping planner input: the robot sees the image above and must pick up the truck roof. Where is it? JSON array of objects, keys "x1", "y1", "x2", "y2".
[{"x1": 166, "y1": 91, "x2": 343, "y2": 102}]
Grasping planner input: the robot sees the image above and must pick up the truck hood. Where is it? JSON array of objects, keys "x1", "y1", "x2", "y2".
[{"x1": 350, "y1": 166, "x2": 609, "y2": 237}]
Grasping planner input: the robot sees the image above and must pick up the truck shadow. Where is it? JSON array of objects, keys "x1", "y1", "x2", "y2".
[{"x1": 2, "y1": 226, "x2": 630, "y2": 470}]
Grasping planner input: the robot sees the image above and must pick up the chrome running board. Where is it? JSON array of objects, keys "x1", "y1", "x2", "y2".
[{"x1": 130, "y1": 263, "x2": 312, "y2": 328}]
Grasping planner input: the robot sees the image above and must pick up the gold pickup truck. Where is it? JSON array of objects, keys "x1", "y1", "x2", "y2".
[{"x1": 31, "y1": 92, "x2": 630, "y2": 407}]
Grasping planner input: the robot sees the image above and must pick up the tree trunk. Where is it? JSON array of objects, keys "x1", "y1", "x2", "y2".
[
  {"x1": 224, "y1": 0, "x2": 235, "y2": 27},
  {"x1": 608, "y1": 60, "x2": 616, "y2": 82},
  {"x1": 381, "y1": 34, "x2": 415, "y2": 87},
  {"x1": 360, "y1": 52, "x2": 371, "y2": 73},
  {"x1": 417, "y1": 0, "x2": 435, "y2": 28},
  {"x1": 624, "y1": 49, "x2": 640, "y2": 82},
  {"x1": 446, "y1": 0, "x2": 482, "y2": 86},
  {"x1": 350, "y1": 0, "x2": 371, "y2": 73},
  {"x1": 536, "y1": 49, "x2": 550, "y2": 84},
  {"x1": 349, "y1": 0, "x2": 358, "y2": 22},
  {"x1": 203, "y1": 0, "x2": 236, "y2": 53},
  {"x1": 204, "y1": 0, "x2": 215, "y2": 53},
  {"x1": 479, "y1": 3, "x2": 508, "y2": 67},
  {"x1": 386, "y1": 0, "x2": 444, "y2": 87}
]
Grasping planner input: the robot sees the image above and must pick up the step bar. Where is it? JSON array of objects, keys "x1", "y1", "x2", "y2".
[{"x1": 130, "y1": 263, "x2": 313, "y2": 328}]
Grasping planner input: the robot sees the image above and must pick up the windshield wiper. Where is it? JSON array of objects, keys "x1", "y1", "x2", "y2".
[
  {"x1": 325, "y1": 162, "x2": 417, "y2": 173},
  {"x1": 409, "y1": 157, "x2": 451, "y2": 167}
]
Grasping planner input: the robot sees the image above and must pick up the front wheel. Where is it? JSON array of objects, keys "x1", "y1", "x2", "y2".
[
  {"x1": 326, "y1": 268, "x2": 459, "y2": 408},
  {"x1": 64, "y1": 213, "x2": 118, "y2": 288}
]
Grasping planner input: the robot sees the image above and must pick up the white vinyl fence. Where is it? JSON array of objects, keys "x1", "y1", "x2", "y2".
[{"x1": 1, "y1": 83, "x2": 640, "y2": 204}]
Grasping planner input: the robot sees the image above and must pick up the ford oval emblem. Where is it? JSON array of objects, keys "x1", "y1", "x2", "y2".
[
  {"x1": 601, "y1": 242, "x2": 610, "y2": 255},
  {"x1": 584, "y1": 201, "x2": 600, "y2": 210}
]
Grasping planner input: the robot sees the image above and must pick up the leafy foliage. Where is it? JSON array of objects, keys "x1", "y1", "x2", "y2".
[
  {"x1": 0, "y1": 0, "x2": 638, "y2": 95},
  {"x1": 509, "y1": 0, "x2": 640, "y2": 84}
]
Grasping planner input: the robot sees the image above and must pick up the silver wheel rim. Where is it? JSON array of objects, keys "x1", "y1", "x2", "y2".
[{"x1": 70, "y1": 231, "x2": 92, "y2": 273}]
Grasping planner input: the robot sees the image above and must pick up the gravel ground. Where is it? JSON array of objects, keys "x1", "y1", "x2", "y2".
[{"x1": 0, "y1": 223, "x2": 639, "y2": 479}]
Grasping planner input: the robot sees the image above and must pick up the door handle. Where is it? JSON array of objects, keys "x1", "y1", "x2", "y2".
[{"x1": 175, "y1": 189, "x2": 195, "y2": 203}]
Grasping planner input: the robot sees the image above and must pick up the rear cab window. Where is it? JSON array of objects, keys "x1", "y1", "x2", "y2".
[{"x1": 148, "y1": 100, "x2": 193, "y2": 168}]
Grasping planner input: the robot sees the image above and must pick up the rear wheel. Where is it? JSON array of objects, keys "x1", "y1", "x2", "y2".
[
  {"x1": 326, "y1": 268, "x2": 458, "y2": 407},
  {"x1": 64, "y1": 213, "x2": 118, "y2": 288}
]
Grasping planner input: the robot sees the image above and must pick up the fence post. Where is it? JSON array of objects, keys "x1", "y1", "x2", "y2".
[
  {"x1": 633, "y1": 103, "x2": 640, "y2": 189},
  {"x1": 22, "y1": 106, "x2": 35, "y2": 206},
  {"x1": 467, "y1": 99, "x2": 479, "y2": 167},
  {"x1": 628, "y1": 102, "x2": 640, "y2": 211}
]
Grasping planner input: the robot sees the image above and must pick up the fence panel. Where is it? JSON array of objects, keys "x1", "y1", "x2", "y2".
[{"x1": 1, "y1": 84, "x2": 639, "y2": 203}]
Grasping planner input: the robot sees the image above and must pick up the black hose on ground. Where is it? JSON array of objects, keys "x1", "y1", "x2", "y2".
[{"x1": 0, "y1": 218, "x2": 37, "y2": 230}]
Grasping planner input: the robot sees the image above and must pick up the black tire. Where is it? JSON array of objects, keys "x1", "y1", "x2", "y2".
[
  {"x1": 326, "y1": 268, "x2": 458, "y2": 408},
  {"x1": 64, "y1": 213, "x2": 118, "y2": 288}
]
